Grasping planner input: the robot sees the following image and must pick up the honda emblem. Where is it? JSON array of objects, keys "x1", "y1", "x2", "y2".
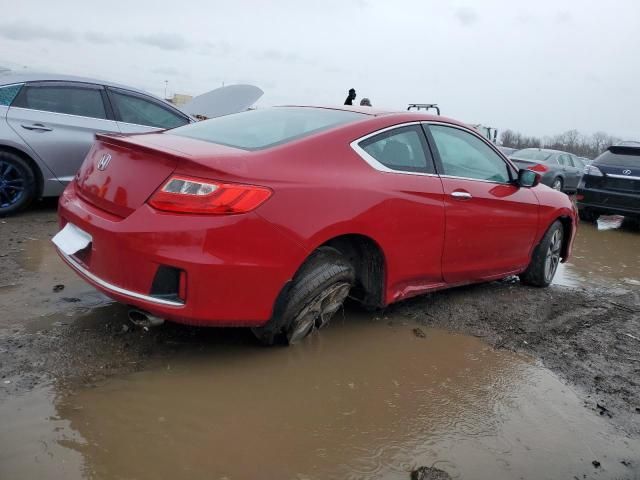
[{"x1": 97, "y1": 153, "x2": 112, "y2": 171}]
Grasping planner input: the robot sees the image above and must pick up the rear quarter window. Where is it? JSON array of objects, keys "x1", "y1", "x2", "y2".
[{"x1": 0, "y1": 84, "x2": 23, "y2": 106}]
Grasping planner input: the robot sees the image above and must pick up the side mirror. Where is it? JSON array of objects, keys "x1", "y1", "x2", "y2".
[{"x1": 517, "y1": 169, "x2": 540, "y2": 188}]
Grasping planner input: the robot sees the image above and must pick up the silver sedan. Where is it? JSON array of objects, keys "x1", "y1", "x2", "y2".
[{"x1": 0, "y1": 72, "x2": 193, "y2": 215}]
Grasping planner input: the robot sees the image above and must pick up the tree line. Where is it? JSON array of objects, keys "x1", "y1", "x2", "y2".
[{"x1": 500, "y1": 129, "x2": 623, "y2": 159}]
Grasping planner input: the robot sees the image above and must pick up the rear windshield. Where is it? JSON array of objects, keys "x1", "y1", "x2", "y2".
[
  {"x1": 594, "y1": 147, "x2": 640, "y2": 167},
  {"x1": 511, "y1": 149, "x2": 552, "y2": 161},
  {"x1": 168, "y1": 107, "x2": 367, "y2": 150}
]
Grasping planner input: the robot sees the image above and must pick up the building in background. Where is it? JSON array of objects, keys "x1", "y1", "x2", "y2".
[{"x1": 166, "y1": 93, "x2": 193, "y2": 107}]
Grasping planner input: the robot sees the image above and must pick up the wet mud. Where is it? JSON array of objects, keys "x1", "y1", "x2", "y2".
[{"x1": 1, "y1": 203, "x2": 639, "y2": 478}]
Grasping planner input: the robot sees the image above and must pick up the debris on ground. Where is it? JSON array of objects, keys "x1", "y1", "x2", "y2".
[
  {"x1": 411, "y1": 466, "x2": 452, "y2": 480},
  {"x1": 412, "y1": 327, "x2": 426, "y2": 338},
  {"x1": 592, "y1": 460, "x2": 601, "y2": 468},
  {"x1": 52, "y1": 284, "x2": 65, "y2": 292}
]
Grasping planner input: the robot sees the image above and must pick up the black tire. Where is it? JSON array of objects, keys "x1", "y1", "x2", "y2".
[
  {"x1": 0, "y1": 151, "x2": 37, "y2": 217},
  {"x1": 519, "y1": 220, "x2": 564, "y2": 287},
  {"x1": 252, "y1": 247, "x2": 355, "y2": 346},
  {"x1": 550, "y1": 177, "x2": 563, "y2": 191},
  {"x1": 578, "y1": 208, "x2": 599, "y2": 223}
]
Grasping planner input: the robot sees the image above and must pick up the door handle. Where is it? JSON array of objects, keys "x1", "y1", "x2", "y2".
[
  {"x1": 451, "y1": 191, "x2": 472, "y2": 200},
  {"x1": 21, "y1": 123, "x2": 52, "y2": 132}
]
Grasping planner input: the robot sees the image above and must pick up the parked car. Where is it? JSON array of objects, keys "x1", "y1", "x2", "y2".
[
  {"x1": 577, "y1": 143, "x2": 640, "y2": 222},
  {"x1": 508, "y1": 148, "x2": 583, "y2": 192},
  {"x1": 498, "y1": 146, "x2": 517, "y2": 156},
  {"x1": 53, "y1": 106, "x2": 577, "y2": 345},
  {"x1": 0, "y1": 72, "x2": 194, "y2": 216}
]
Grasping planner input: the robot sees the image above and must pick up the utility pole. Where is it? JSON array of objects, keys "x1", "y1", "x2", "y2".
[{"x1": 164, "y1": 80, "x2": 168, "y2": 100}]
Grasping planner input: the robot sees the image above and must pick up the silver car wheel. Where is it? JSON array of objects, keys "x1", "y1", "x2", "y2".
[{"x1": 544, "y1": 229, "x2": 562, "y2": 283}]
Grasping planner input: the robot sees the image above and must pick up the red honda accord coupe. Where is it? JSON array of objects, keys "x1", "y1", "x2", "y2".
[{"x1": 54, "y1": 106, "x2": 577, "y2": 344}]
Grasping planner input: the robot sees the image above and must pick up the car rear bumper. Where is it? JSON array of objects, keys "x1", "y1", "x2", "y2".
[
  {"x1": 577, "y1": 186, "x2": 640, "y2": 217},
  {"x1": 57, "y1": 182, "x2": 309, "y2": 326}
]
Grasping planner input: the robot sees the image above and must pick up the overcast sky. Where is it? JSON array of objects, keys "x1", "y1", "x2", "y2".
[{"x1": 1, "y1": 0, "x2": 638, "y2": 139}]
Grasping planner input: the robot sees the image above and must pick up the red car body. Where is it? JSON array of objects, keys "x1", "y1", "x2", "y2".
[{"x1": 56, "y1": 106, "x2": 577, "y2": 327}]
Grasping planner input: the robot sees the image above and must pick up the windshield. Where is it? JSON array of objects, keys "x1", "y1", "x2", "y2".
[
  {"x1": 168, "y1": 107, "x2": 366, "y2": 150},
  {"x1": 511, "y1": 149, "x2": 553, "y2": 161}
]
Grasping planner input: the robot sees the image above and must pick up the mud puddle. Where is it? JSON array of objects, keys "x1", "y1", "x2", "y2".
[
  {"x1": 1, "y1": 237, "x2": 108, "y2": 330},
  {"x1": 1, "y1": 316, "x2": 638, "y2": 480},
  {"x1": 554, "y1": 215, "x2": 640, "y2": 289}
]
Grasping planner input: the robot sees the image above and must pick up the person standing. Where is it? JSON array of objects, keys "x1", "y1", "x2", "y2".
[
  {"x1": 344, "y1": 88, "x2": 356, "y2": 105},
  {"x1": 360, "y1": 98, "x2": 371, "y2": 107}
]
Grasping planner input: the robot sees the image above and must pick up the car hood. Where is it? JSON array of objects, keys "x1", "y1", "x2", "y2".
[{"x1": 179, "y1": 84, "x2": 264, "y2": 119}]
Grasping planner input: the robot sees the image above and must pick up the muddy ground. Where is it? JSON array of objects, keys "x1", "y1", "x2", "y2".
[{"x1": 0, "y1": 200, "x2": 639, "y2": 477}]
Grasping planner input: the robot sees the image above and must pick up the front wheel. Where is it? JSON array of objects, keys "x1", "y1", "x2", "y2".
[
  {"x1": 252, "y1": 247, "x2": 355, "y2": 346},
  {"x1": 551, "y1": 177, "x2": 563, "y2": 191},
  {"x1": 0, "y1": 151, "x2": 37, "y2": 217},
  {"x1": 519, "y1": 220, "x2": 564, "y2": 287}
]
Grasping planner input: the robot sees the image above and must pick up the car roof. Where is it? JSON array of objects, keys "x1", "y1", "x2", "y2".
[
  {"x1": 516, "y1": 148, "x2": 569, "y2": 155},
  {"x1": 0, "y1": 70, "x2": 156, "y2": 98},
  {"x1": 279, "y1": 104, "x2": 396, "y2": 117}
]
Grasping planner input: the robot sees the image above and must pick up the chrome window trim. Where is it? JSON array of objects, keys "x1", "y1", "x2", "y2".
[
  {"x1": 7, "y1": 105, "x2": 118, "y2": 123},
  {"x1": 58, "y1": 250, "x2": 185, "y2": 307},
  {"x1": 349, "y1": 121, "x2": 438, "y2": 177},
  {"x1": 422, "y1": 120, "x2": 517, "y2": 185},
  {"x1": 607, "y1": 173, "x2": 640, "y2": 181},
  {"x1": 0, "y1": 82, "x2": 25, "y2": 89}
]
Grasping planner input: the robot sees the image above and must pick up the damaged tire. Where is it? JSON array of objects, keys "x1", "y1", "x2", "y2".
[
  {"x1": 519, "y1": 220, "x2": 564, "y2": 287},
  {"x1": 252, "y1": 247, "x2": 355, "y2": 346}
]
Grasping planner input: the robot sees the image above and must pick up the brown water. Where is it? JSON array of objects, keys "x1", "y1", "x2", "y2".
[
  {"x1": 1, "y1": 317, "x2": 638, "y2": 479},
  {"x1": 554, "y1": 215, "x2": 640, "y2": 289}
]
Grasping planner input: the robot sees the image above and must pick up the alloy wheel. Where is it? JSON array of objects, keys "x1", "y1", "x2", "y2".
[
  {"x1": 0, "y1": 160, "x2": 26, "y2": 209},
  {"x1": 544, "y1": 229, "x2": 562, "y2": 283},
  {"x1": 552, "y1": 178, "x2": 562, "y2": 191},
  {"x1": 286, "y1": 282, "x2": 351, "y2": 344}
]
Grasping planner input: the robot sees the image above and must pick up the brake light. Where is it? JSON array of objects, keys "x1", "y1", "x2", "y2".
[
  {"x1": 148, "y1": 175, "x2": 272, "y2": 214},
  {"x1": 583, "y1": 165, "x2": 603, "y2": 177},
  {"x1": 529, "y1": 163, "x2": 549, "y2": 173}
]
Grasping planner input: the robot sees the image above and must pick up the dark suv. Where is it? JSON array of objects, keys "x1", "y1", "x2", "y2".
[{"x1": 577, "y1": 142, "x2": 640, "y2": 222}]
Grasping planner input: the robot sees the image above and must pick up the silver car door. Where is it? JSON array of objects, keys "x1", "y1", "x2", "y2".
[
  {"x1": 105, "y1": 87, "x2": 191, "y2": 133},
  {"x1": 6, "y1": 81, "x2": 119, "y2": 185}
]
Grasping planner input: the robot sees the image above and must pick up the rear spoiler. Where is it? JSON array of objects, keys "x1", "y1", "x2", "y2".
[
  {"x1": 94, "y1": 133, "x2": 193, "y2": 161},
  {"x1": 609, "y1": 144, "x2": 640, "y2": 155}
]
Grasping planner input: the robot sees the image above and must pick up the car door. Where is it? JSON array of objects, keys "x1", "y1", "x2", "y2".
[
  {"x1": 6, "y1": 81, "x2": 120, "y2": 184},
  {"x1": 424, "y1": 123, "x2": 539, "y2": 283},
  {"x1": 352, "y1": 123, "x2": 446, "y2": 291},
  {"x1": 106, "y1": 87, "x2": 190, "y2": 133}
]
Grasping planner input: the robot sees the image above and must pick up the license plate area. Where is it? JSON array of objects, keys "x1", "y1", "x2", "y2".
[{"x1": 52, "y1": 223, "x2": 93, "y2": 256}]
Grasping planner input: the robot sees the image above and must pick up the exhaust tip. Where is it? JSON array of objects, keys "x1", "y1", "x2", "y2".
[{"x1": 128, "y1": 309, "x2": 165, "y2": 328}]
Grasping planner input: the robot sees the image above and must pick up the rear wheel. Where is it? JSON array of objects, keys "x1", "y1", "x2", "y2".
[
  {"x1": 0, "y1": 151, "x2": 36, "y2": 217},
  {"x1": 519, "y1": 220, "x2": 563, "y2": 287},
  {"x1": 578, "y1": 208, "x2": 599, "y2": 223},
  {"x1": 551, "y1": 177, "x2": 563, "y2": 191},
  {"x1": 252, "y1": 247, "x2": 355, "y2": 346}
]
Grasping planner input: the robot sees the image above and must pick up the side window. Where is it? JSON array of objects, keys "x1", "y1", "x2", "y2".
[
  {"x1": 108, "y1": 88, "x2": 188, "y2": 129},
  {"x1": 358, "y1": 125, "x2": 434, "y2": 173},
  {"x1": 557, "y1": 155, "x2": 567, "y2": 166},
  {"x1": 566, "y1": 155, "x2": 576, "y2": 167},
  {"x1": 0, "y1": 84, "x2": 23, "y2": 106},
  {"x1": 13, "y1": 83, "x2": 107, "y2": 119},
  {"x1": 428, "y1": 125, "x2": 511, "y2": 183}
]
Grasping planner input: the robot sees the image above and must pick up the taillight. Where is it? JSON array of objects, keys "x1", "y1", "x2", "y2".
[
  {"x1": 529, "y1": 163, "x2": 549, "y2": 173},
  {"x1": 583, "y1": 165, "x2": 603, "y2": 177},
  {"x1": 148, "y1": 175, "x2": 272, "y2": 214}
]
